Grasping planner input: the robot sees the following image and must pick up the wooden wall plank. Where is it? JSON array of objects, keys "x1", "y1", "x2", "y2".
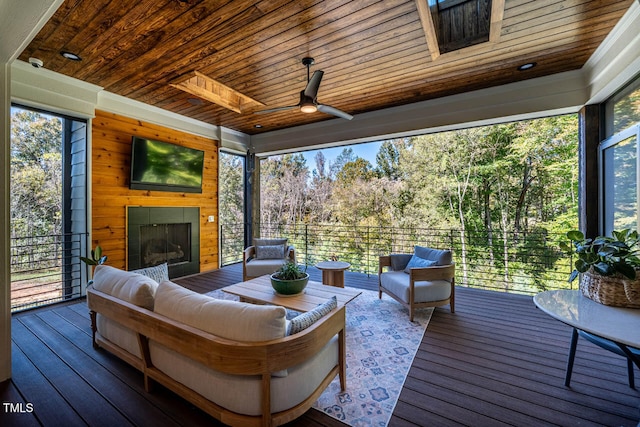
[{"x1": 91, "y1": 110, "x2": 219, "y2": 274}]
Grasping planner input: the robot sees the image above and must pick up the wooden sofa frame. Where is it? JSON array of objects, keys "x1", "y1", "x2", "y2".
[
  {"x1": 378, "y1": 255, "x2": 455, "y2": 321},
  {"x1": 87, "y1": 287, "x2": 345, "y2": 427}
]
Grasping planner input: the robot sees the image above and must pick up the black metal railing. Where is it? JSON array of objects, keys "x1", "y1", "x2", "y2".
[
  {"x1": 220, "y1": 222, "x2": 246, "y2": 266},
  {"x1": 220, "y1": 223, "x2": 574, "y2": 295},
  {"x1": 10, "y1": 233, "x2": 86, "y2": 312}
]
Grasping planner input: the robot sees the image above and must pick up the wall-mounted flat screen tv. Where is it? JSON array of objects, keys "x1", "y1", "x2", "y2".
[{"x1": 130, "y1": 137, "x2": 205, "y2": 193}]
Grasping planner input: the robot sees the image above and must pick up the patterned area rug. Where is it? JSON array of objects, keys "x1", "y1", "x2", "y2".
[
  {"x1": 312, "y1": 290, "x2": 432, "y2": 427},
  {"x1": 205, "y1": 288, "x2": 432, "y2": 427}
]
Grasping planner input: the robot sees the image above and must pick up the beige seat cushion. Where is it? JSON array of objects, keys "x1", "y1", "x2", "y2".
[
  {"x1": 149, "y1": 336, "x2": 338, "y2": 416},
  {"x1": 92, "y1": 265, "x2": 159, "y2": 310},
  {"x1": 153, "y1": 280, "x2": 286, "y2": 341},
  {"x1": 245, "y1": 258, "x2": 289, "y2": 278},
  {"x1": 380, "y1": 271, "x2": 451, "y2": 303},
  {"x1": 91, "y1": 265, "x2": 160, "y2": 358}
]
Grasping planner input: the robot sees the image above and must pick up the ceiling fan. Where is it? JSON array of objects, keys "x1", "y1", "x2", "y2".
[{"x1": 256, "y1": 57, "x2": 353, "y2": 120}]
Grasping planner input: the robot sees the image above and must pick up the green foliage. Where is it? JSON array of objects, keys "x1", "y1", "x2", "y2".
[
  {"x1": 335, "y1": 158, "x2": 375, "y2": 185},
  {"x1": 219, "y1": 153, "x2": 245, "y2": 224},
  {"x1": 375, "y1": 140, "x2": 403, "y2": 180},
  {"x1": 225, "y1": 114, "x2": 580, "y2": 294},
  {"x1": 11, "y1": 109, "x2": 63, "y2": 238},
  {"x1": 612, "y1": 84, "x2": 640, "y2": 132},
  {"x1": 80, "y1": 245, "x2": 107, "y2": 266},
  {"x1": 272, "y1": 262, "x2": 307, "y2": 280},
  {"x1": 561, "y1": 229, "x2": 640, "y2": 281}
]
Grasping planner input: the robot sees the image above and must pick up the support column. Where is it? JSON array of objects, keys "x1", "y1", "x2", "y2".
[
  {"x1": 251, "y1": 156, "x2": 261, "y2": 241},
  {"x1": 578, "y1": 104, "x2": 601, "y2": 239},
  {"x1": 244, "y1": 151, "x2": 259, "y2": 247},
  {"x1": 0, "y1": 61, "x2": 11, "y2": 382}
]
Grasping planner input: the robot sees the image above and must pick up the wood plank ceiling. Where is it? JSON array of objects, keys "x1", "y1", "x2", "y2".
[{"x1": 19, "y1": 0, "x2": 634, "y2": 135}]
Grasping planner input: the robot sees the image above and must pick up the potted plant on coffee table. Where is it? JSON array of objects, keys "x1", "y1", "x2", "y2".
[
  {"x1": 561, "y1": 229, "x2": 640, "y2": 308},
  {"x1": 270, "y1": 262, "x2": 309, "y2": 296}
]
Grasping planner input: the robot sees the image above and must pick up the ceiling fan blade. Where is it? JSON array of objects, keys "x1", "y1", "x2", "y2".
[
  {"x1": 254, "y1": 105, "x2": 298, "y2": 114},
  {"x1": 317, "y1": 104, "x2": 353, "y2": 120},
  {"x1": 304, "y1": 70, "x2": 324, "y2": 99}
]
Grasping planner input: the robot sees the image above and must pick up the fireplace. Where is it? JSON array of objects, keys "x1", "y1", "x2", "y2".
[{"x1": 127, "y1": 207, "x2": 200, "y2": 278}]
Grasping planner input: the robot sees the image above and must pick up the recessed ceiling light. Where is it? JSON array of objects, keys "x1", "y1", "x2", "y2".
[
  {"x1": 255, "y1": 124, "x2": 263, "y2": 128},
  {"x1": 60, "y1": 51, "x2": 82, "y2": 61},
  {"x1": 517, "y1": 62, "x2": 536, "y2": 71}
]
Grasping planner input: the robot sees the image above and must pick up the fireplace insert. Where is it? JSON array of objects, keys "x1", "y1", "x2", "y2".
[{"x1": 128, "y1": 207, "x2": 200, "y2": 278}]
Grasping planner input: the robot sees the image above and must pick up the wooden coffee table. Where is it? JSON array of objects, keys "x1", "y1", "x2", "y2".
[{"x1": 222, "y1": 275, "x2": 361, "y2": 312}]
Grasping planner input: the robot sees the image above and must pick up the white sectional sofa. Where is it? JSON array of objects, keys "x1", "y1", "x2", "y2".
[{"x1": 87, "y1": 265, "x2": 345, "y2": 427}]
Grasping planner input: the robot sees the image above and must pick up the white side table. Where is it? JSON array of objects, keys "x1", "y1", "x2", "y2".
[{"x1": 534, "y1": 289, "x2": 640, "y2": 386}]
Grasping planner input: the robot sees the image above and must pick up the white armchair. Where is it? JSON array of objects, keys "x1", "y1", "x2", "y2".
[
  {"x1": 243, "y1": 238, "x2": 296, "y2": 281},
  {"x1": 379, "y1": 246, "x2": 455, "y2": 321}
]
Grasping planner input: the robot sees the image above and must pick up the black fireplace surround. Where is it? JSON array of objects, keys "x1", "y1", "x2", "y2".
[{"x1": 127, "y1": 207, "x2": 200, "y2": 279}]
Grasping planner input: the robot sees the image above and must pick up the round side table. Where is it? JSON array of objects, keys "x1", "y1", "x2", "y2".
[{"x1": 315, "y1": 261, "x2": 351, "y2": 288}]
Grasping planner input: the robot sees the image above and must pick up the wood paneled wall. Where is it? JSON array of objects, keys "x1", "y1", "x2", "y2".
[{"x1": 91, "y1": 110, "x2": 219, "y2": 272}]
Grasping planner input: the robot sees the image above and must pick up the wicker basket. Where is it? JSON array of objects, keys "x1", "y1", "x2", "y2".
[{"x1": 580, "y1": 269, "x2": 640, "y2": 308}]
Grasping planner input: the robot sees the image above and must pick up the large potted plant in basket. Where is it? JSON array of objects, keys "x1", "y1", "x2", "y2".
[
  {"x1": 270, "y1": 262, "x2": 309, "y2": 296},
  {"x1": 561, "y1": 229, "x2": 640, "y2": 308}
]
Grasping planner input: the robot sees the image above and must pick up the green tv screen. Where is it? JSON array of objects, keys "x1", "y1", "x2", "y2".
[{"x1": 130, "y1": 137, "x2": 204, "y2": 193}]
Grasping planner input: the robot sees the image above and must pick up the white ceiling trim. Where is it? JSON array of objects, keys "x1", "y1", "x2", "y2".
[
  {"x1": 11, "y1": 60, "x2": 101, "y2": 119},
  {"x1": 0, "y1": 0, "x2": 63, "y2": 63},
  {"x1": 97, "y1": 91, "x2": 221, "y2": 142},
  {"x1": 584, "y1": 1, "x2": 640, "y2": 104}
]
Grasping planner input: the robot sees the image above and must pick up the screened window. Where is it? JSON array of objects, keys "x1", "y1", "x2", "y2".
[
  {"x1": 601, "y1": 128, "x2": 638, "y2": 235},
  {"x1": 605, "y1": 73, "x2": 640, "y2": 137},
  {"x1": 219, "y1": 151, "x2": 246, "y2": 265},
  {"x1": 601, "y1": 74, "x2": 640, "y2": 235},
  {"x1": 10, "y1": 105, "x2": 89, "y2": 311}
]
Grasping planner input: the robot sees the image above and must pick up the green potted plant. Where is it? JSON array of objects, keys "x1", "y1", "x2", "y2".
[
  {"x1": 80, "y1": 245, "x2": 108, "y2": 267},
  {"x1": 561, "y1": 229, "x2": 640, "y2": 307},
  {"x1": 80, "y1": 245, "x2": 107, "y2": 283},
  {"x1": 270, "y1": 262, "x2": 309, "y2": 296}
]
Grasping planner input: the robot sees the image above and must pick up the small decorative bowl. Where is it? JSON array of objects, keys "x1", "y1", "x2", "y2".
[{"x1": 270, "y1": 273, "x2": 309, "y2": 296}]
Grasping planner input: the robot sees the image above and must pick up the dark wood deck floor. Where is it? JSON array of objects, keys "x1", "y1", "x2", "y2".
[{"x1": 2, "y1": 263, "x2": 639, "y2": 426}]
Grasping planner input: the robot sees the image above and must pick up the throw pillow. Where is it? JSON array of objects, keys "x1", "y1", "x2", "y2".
[
  {"x1": 255, "y1": 244, "x2": 285, "y2": 260},
  {"x1": 131, "y1": 262, "x2": 169, "y2": 284},
  {"x1": 288, "y1": 296, "x2": 337, "y2": 335},
  {"x1": 390, "y1": 253, "x2": 413, "y2": 271},
  {"x1": 403, "y1": 255, "x2": 437, "y2": 274},
  {"x1": 414, "y1": 245, "x2": 453, "y2": 265}
]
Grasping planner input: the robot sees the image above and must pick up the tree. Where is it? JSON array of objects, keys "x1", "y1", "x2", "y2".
[
  {"x1": 260, "y1": 154, "x2": 309, "y2": 226},
  {"x1": 375, "y1": 139, "x2": 404, "y2": 180},
  {"x1": 329, "y1": 148, "x2": 357, "y2": 179},
  {"x1": 219, "y1": 152, "x2": 244, "y2": 225},
  {"x1": 335, "y1": 158, "x2": 375, "y2": 186},
  {"x1": 10, "y1": 110, "x2": 63, "y2": 239},
  {"x1": 307, "y1": 152, "x2": 333, "y2": 224}
]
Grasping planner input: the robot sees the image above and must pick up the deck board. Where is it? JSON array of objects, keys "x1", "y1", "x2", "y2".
[
  {"x1": 392, "y1": 286, "x2": 640, "y2": 426},
  {"x1": 2, "y1": 263, "x2": 639, "y2": 426}
]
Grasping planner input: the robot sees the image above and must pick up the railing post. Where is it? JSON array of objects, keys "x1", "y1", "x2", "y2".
[
  {"x1": 366, "y1": 226, "x2": 370, "y2": 276},
  {"x1": 305, "y1": 224, "x2": 308, "y2": 266}
]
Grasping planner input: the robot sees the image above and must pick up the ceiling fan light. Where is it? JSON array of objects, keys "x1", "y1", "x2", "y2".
[{"x1": 300, "y1": 103, "x2": 317, "y2": 113}]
